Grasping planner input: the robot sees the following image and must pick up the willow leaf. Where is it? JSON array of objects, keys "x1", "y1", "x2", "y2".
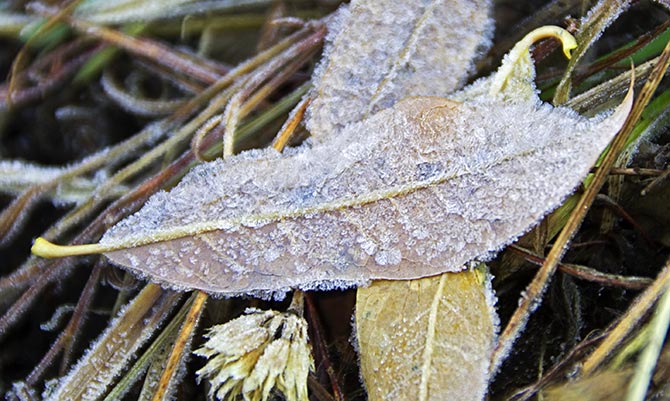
[
  {"x1": 306, "y1": 0, "x2": 493, "y2": 140},
  {"x1": 32, "y1": 25, "x2": 632, "y2": 297},
  {"x1": 39, "y1": 82, "x2": 632, "y2": 296},
  {"x1": 356, "y1": 268, "x2": 497, "y2": 401}
]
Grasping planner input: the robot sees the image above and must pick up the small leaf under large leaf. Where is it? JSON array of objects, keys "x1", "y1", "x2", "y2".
[
  {"x1": 306, "y1": 0, "x2": 493, "y2": 139},
  {"x1": 356, "y1": 268, "x2": 497, "y2": 401}
]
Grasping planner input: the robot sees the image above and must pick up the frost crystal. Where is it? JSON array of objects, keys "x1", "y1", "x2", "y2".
[{"x1": 195, "y1": 309, "x2": 313, "y2": 401}]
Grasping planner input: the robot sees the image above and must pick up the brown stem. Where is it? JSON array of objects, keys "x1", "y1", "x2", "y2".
[
  {"x1": 509, "y1": 245, "x2": 652, "y2": 290},
  {"x1": 304, "y1": 293, "x2": 346, "y2": 401},
  {"x1": 24, "y1": 264, "x2": 102, "y2": 384},
  {"x1": 151, "y1": 290, "x2": 207, "y2": 401}
]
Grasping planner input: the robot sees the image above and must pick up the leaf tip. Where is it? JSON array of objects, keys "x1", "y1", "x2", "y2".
[
  {"x1": 489, "y1": 25, "x2": 577, "y2": 97},
  {"x1": 559, "y1": 31, "x2": 578, "y2": 60},
  {"x1": 562, "y1": 40, "x2": 577, "y2": 59}
]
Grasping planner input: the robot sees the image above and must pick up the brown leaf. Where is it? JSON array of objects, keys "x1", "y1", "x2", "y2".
[
  {"x1": 91, "y1": 88, "x2": 631, "y2": 295},
  {"x1": 355, "y1": 268, "x2": 497, "y2": 401}
]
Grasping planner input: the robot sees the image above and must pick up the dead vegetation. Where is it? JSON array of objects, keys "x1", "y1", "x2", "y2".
[{"x1": 0, "y1": 1, "x2": 669, "y2": 400}]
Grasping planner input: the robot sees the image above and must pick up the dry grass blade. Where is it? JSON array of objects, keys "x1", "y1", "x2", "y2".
[
  {"x1": 25, "y1": 264, "x2": 102, "y2": 385},
  {"x1": 221, "y1": 25, "x2": 325, "y2": 156},
  {"x1": 271, "y1": 97, "x2": 310, "y2": 151},
  {"x1": 0, "y1": 187, "x2": 42, "y2": 246},
  {"x1": 6, "y1": 0, "x2": 81, "y2": 105},
  {"x1": 582, "y1": 260, "x2": 670, "y2": 375},
  {"x1": 553, "y1": 0, "x2": 632, "y2": 104},
  {"x1": 45, "y1": 285, "x2": 180, "y2": 401},
  {"x1": 0, "y1": 115, "x2": 174, "y2": 246},
  {"x1": 626, "y1": 260, "x2": 670, "y2": 401},
  {"x1": 150, "y1": 290, "x2": 207, "y2": 401},
  {"x1": 29, "y1": 3, "x2": 226, "y2": 85},
  {"x1": 102, "y1": 295, "x2": 195, "y2": 401}
]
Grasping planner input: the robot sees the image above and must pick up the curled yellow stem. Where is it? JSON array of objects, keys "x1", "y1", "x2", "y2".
[
  {"x1": 490, "y1": 25, "x2": 577, "y2": 97},
  {"x1": 517, "y1": 25, "x2": 577, "y2": 60},
  {"x1": 31, "y1": 237, "x2": 106, "y2": 258}
]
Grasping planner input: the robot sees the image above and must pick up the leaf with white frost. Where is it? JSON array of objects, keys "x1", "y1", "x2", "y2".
[
  {"x1": 306, "y1": 0, "x2": 493, "y2": 140},
  {"x1": 32, "y1": 22, "x2": 632, "y2": 304},
  {"x1": 38, "y1": 81, "x2": 631, "y2": 296}
]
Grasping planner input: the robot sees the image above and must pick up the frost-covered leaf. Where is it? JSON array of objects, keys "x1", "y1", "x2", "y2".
[
  {"x1": 31, "y1": 25, "x2": 632, "y2": 297},
  {"x1": 356, "y1": 267, "x2": 497, "y2": 401},
  {"x1": 306, "y1": 0, "x2": 493, "y2": 140},
  {"x1": 350, "y1": 26, "x2": 576, "y2": 401},
  {"x1": 82, "y1": 80, "x2": 633, "y2": 295}
]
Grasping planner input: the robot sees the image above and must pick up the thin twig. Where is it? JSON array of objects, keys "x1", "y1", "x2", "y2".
[
  {"x1": 509, "y1": 245, "x2": 653, "y2": 290},
  {"x1": 640, "y1": 167, "x2": 670, "y2": 195},
  {"x1": 598, "y1": 167, "x2": 667, "y2": 177},
  {"x1": 29, "y1": 3, "x2": 225, "y2": 85}
]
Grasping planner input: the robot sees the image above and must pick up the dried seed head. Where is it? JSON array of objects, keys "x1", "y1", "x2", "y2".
[{"x1": 194, "y1": 308, "x2": 313, "y2": 401}]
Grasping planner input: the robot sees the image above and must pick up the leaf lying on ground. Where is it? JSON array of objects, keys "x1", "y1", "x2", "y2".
[
  {"x1": 31, "y1": 37, "x2": 632, "y2": 296},
  {"x1": 355, "y1": 267, "x2": 497, "y2": 401},
  {"x1": 306, "y1": 0, "x2": 493, "y2": 139}
]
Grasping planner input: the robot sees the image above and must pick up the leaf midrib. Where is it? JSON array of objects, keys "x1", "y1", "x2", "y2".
[
  {"x1": 418, "y1": 273, "x2": 447, "y2": 401},
  {"x1": 102, "y1": 146, "x2": 541, "y2": 252}
]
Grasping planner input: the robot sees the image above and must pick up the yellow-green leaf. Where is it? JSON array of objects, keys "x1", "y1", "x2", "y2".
[{"x1": 356, "y1": 268, "x2": 497, "y2": 401}]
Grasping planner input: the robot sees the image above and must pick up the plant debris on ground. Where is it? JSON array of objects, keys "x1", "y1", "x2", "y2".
[{"x1": 0, "y1": 1, "x2": 669, "y2": 400}]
